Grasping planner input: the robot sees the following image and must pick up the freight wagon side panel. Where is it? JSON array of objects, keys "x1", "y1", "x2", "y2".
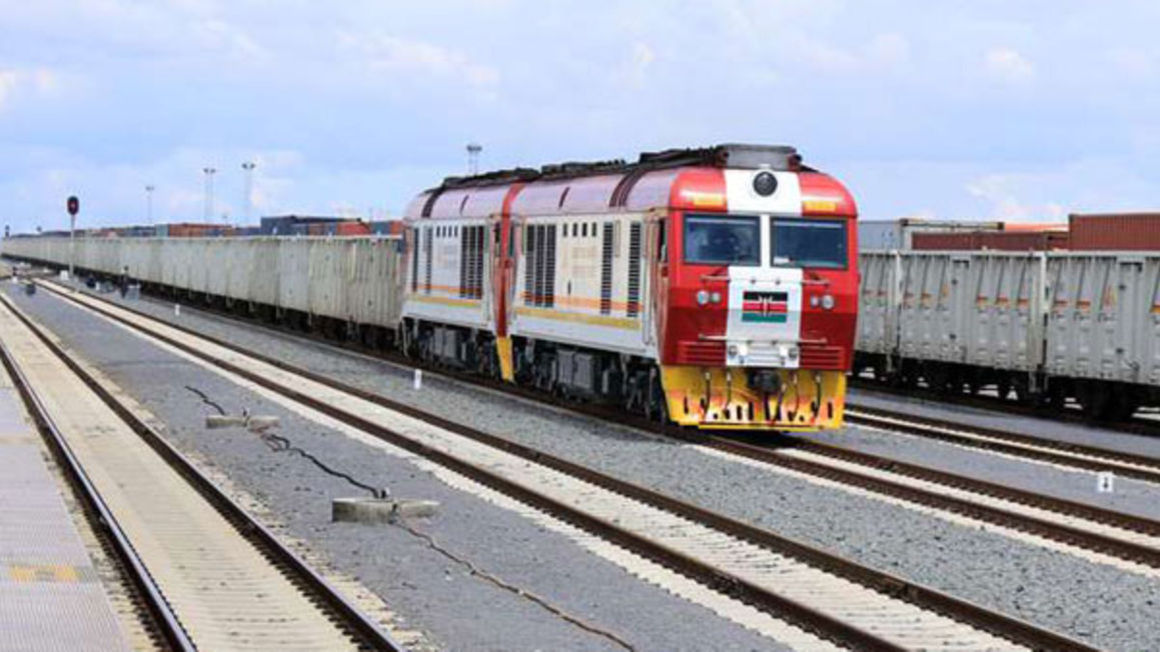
[
  {"x1": 250, "y1": 239, "x2": 280, "y2": 308},
  {"x1": 966, "y1": 255, "x2": 1039, "y2": 372},
  {"x1": 1045, "y1": 257, "x2": 1097, "y2": 380},
  {"x1": 1147, "y1": 261, "x2": 1160, "y2": 387},
  {"x1": 308, "y1": 239, "x2": 347, "y2": 321},
  {"x1": 278, "y1": 239, "x2": 310, "y2": 313},
  {"x1": 205, "y1": 239, "x2": 231, "y2": 297},
  {"x1": 1098, "y1": 256, "x2": 1149, "y2": 384},
  {"x1": 855, "y1": 252, "x2": 899, "y2": 357}
]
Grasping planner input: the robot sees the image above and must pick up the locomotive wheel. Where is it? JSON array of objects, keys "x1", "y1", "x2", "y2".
[{"x1": 644, "y1": 369, "x2": 668, "y2": 422}]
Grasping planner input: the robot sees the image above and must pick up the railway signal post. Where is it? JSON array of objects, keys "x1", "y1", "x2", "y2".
[{"x1": 67, "y1": 195, "x2": 79, "y2": 281}]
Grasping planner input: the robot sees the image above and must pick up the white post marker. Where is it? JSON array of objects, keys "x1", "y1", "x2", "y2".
[
  {"x1": 413, "y1": 368, "x2": 422, "y2": 390},
  {"x1": 174, "y1": 303, "x2": 181, "y2": 317},
  {"x1": 1097, "y1": 471, "x2": 1115, "y2": 493}
]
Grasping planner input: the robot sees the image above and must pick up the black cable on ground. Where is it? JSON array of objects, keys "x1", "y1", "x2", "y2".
[
  {"x1": 184, "y1": 385, "x2": 637, "y2": 652},
  {"x1": 257, "y1": 429, "x2": 387, "y2": 499},
  {"x1": 184, "y1": 385, "x2": 226, "y2": 416}
]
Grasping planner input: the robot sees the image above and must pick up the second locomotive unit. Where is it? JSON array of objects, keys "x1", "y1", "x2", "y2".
[{"x1": 401, "y1": 144, "x2": 859, "y2": 430}]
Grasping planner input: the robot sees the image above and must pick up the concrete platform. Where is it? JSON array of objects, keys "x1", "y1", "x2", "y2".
[{"x1": 0, "y1": 367, "x2": 130, "y2": 651}]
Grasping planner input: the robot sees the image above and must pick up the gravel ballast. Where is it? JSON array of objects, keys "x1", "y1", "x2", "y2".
[
  {"x1": 21, "y1": 283, "x2": 1160, "y2": 652},
  {"x1": 7, "y1": 286, "x2": 786, "y2": 652}
]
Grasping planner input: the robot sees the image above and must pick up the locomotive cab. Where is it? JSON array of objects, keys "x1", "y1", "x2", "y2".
[{"x1": 656, "y1": 158, "x2": 858, "y2": 430}]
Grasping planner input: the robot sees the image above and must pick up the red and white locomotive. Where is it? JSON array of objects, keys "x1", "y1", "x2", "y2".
[{"x1": 401, "y1": 144, "x2": 858, "y2": 430}]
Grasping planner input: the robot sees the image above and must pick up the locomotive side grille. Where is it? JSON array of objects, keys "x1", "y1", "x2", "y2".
[
  {"x1": 410, "y1": 228, "x2": 419, "y2": 294},
  {"x1": 473, "y1": 225, "x2": 486, "y2": 299},
  {"x1": 534, "y1": 226, "x2": 545, "y2": 306},
  {"x1": 458, "y1": 225, "x2": 469, "y2": 298},
  {"x1": 544, "y1": 224, "x2": 557, "y2": 308},
  {"x1": 600, "y1": 222, "x2": 613, "y2": 315},
  {"x1": 627, "y1": 222, "x2": 642, "y2": 317},
  {"x1": 524, "y1": 225, "x2": 536, "y2": 306},
  {"x1": 423, "y1": 226, "x2": 433, "y2": 294},
  {"x1": 458, "y1": 225, "x2": 485, "y2": 300},
  {"x1": 800, "y1": 345, "x2": 844, "y2": 369},
  {"x1": 678, "y1": 341, "x2": 725, "y2": 365}
]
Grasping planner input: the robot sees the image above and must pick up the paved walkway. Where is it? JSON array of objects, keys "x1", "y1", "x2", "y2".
[{"x1": 0, "y1": 364, "x2": 130, "y2": 652}]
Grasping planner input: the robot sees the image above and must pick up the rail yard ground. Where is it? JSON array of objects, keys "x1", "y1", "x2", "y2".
[{"x1": 2, "y1": 274, "x2": 1159, "y2": 651}]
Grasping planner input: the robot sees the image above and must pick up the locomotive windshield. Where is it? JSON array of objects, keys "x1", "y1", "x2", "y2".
[
  {"x1": 683, "y1": 214, "x2": 760, "y2": 266},
  {"x1": 772, "y1": 218, "x2": 847, "y2": 269}
]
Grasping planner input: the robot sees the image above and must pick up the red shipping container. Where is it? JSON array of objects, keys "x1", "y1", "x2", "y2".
[
  {"x1": 977, "y1": 230, "x2": 1069, "y2": 251},
  {"x1": 911, "y1": 232, "x2": 980, "y2": 250},
  {"x1": 1069, "y1": 213, "x2": 1160, "y2": 250},
  {"x1": 913, "y1": 229, "x2": 1069, "y2": 251},
  {"x1": 335, "y1": 221, "x2": 371, "y2": 236}
]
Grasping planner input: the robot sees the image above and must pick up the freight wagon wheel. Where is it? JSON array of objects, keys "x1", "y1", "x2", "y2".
[
  {"x1": 1077, "y1": 381, "x2": 1112, "y2": 421},
  {"x1": 1108, "y1": 392, "x2": 1140, "y2": 422},
  {"x1": 995, "y1": 377, "x2": 1013, "y2": 401}
]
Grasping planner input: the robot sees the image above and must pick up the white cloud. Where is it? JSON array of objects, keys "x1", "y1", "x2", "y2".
[
  {"x1": 868, "y1": 33, "x2": 910, "y2": 68},
  {"x1": 0, "y1": 67, "x2": 62, "y2": 110},
  {"x1": 1106, "y1": 48, "x2": 1154, "y2": 76},
  {"x1": 336, "y1": 32, "x2": 499, "y2": 86},
  {"x1": 0, "y1": 70, "x2": 18, "y2": 108},
  {"x1": 984, "y1": 47, "x2": 1034, "y2": 82}
]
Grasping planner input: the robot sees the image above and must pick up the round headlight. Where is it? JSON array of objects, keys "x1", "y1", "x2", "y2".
[
  {"x1": 710, "y1": 291, "x2": 722, "y2": 303},
  {"x1": 696, "y1": 289, "x2": 710, "y2": 306},
  {"x1": 753, "y1": 171, "x2": 778, "y2": 197},
  {"x1": 727, "y1": 344, "x2": 739, "y2": 357},
  {"x1": 809, "y1": 295, "x2": 820, "y2": 308},
  {"x1": 821, "y1": 294, "x2": 836, "y2": 310},
  {"x1": 787, "y1": 347, "x2": 799, "y2": 360}
]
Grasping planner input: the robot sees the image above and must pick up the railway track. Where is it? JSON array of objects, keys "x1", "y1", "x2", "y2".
[
  {"x1": 848, "y1": 375, "x2": 1160, "y2": 439},
  {"x1": 0, "y1": 292, "x2": 403, "y2": 652},
  {"x1": 844, "y1": 404, "x2": 1160, "y2": 486},
  {"x1": 42, "y1": 280, "x2": 1160, "y2": 575},
  {"x1": 27, "y1": 280, "x2": 1106, "y2": 650}
]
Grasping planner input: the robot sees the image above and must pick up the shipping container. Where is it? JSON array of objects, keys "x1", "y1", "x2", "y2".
[
  {"x1": 336, "y1": 221, "x2": 371, "y2": 236},
  {"x1": 1069, "y1": 213, "x2": 1160, "y2": 251},
  {"x1": 259, "y1": 215, "x2": 348, "y2": 235},
  {"x1": 979, "y1": 230, "x2": 1069, "y2": 251},
  {"x1": 858, "y1": 218, "x2": 1004, "y2": 250},
  {"x1": 912, "y1": 229, "x2": 1069, "y2": 251}
]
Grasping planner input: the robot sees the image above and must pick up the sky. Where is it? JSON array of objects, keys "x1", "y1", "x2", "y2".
[{"x1": 2, "y1": 1, "x2": 1159, "y2": 233}]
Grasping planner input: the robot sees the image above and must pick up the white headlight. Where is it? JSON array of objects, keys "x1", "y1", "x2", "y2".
[
  {"x1": 821, "y1": 294, "x2": 836, "y2": 310},
  {"x1": 809, "y1": 295, "x2": 820, "y2": 308},
  {"x1": 710, "y1": 291, "x2": 722, "y2": 303},
  {"x1": 696, "y1": 290, "x2": 710, "y2": 306}
]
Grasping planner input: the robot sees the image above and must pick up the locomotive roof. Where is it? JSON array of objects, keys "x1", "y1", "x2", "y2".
[
  {"x1": 405, "y1": 143, "x2": 847, "y2": 220},
  {"x1": 435, "y1": 144, "x2": 805, "y2": 191}
]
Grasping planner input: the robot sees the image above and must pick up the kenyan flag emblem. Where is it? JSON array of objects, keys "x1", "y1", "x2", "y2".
[{"x1": 742, "y1": 291, "x2": 789, "y2": 323}]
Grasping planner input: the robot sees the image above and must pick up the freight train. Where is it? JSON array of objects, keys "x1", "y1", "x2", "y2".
[
  {"x1": 857, "y1": 250, "x2": 1160, "y2": 420},
  {"x1": 1, "y1": 144, "x2": 861, "y2": 431}
]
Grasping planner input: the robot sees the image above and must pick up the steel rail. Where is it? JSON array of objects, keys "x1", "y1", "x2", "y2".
[
  {"x1": 35, "y1": 279, "x2": 1100, "y2": 652},
  {"x1": 0, "y1": 314, "x2": 196, "y2": 652},
  {"x1": 0, "y1": 292, "x2": 405, "y2": 652},
  {"x1": 845, "y1": 405, "x2": 1160, "y2": 485},
  {"x1": 45, "y1": 279, "x2": 1160, "y2": 559},
  {"x1": 847, "y1": 375, "x2": 1160, "y2": 439}
]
